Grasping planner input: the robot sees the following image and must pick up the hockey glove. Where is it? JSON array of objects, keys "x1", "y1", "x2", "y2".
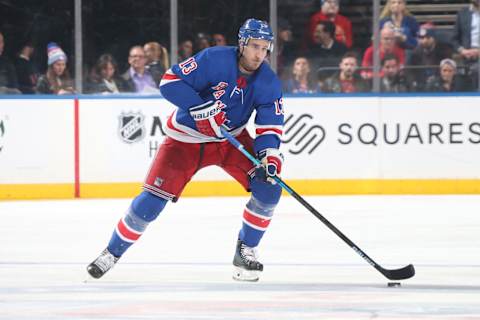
[
  {"x1": 258, "y1": 148, "x2": 284, "y2": 184},
  {"x1": 189, "y1": 100, "x2": 226, "y2": 138}
]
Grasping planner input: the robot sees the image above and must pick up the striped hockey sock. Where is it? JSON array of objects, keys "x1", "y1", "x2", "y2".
[
  {"x1": 107, "y1": 208, "x2": 147, "y2": 257},
  {"x1": 239, "y1": 202, "x2": 273, "y2": 247}
]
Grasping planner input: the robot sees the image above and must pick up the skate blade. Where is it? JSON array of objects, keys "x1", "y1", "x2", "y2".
[{"x1": 232, "y1": 266, "x2": 260, "y2": 282}]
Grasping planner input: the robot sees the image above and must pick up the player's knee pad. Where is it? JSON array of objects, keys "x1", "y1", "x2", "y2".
[
  {"x1": 250, "y1": 175, "x2": 282, "y2": 206},
  {"x1": 131, "y1": 190, "x2": 168, "y2": 223}
]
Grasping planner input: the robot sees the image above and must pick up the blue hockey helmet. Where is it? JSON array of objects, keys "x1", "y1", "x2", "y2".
[{"x1": 238, "y1": 18, "x2": 274, "y2": 52}]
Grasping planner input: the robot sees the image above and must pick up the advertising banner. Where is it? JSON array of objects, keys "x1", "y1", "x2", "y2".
[
  {"x1": 0, "y1": 99, "x2": 74, "y2": 184},
  {"x1": 1, "y1": 95, "x2": 479, "y2": 199}
]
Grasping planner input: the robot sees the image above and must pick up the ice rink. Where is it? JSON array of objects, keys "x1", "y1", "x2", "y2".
[{"x1": 1, "y1": 194, "x2": 480, "y2": 319}]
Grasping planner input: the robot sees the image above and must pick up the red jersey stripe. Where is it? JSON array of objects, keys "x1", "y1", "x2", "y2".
[
  {"x1": 162, "y1": 73, "x2": 180, "y2": 80},
  {"x1": 256, "y1": 127, "x2": 283, "y2": 136},
  {"x1": 243, "y1": 209, "x2": 271, "y2": 228},
  {"x1": 117, "y1": 218, "x2": 142, "y2": 241},
  {"x1": 167, "y1": 113, "x2": 187, "y2": 134}
]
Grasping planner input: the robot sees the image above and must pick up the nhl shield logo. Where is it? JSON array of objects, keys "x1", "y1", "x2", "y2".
[{"x1": 118, "y1": 112, "x2": 145, "y2": 143}]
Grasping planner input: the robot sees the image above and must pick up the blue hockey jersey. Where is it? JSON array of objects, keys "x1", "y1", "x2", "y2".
[{"x1": 160, "y1": 46, "x2": 284, "y2": 153}]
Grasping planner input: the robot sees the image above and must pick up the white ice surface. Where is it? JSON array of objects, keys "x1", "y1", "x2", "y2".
[{"x1": 1, "y1": 195, "x2": 479, "y2": 319}]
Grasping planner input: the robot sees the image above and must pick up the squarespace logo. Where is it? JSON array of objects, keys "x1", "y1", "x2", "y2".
[
  {"x1": 282, "y1": 114, "x2": 325, "y2": 155},
  {"x1": 282, "y1": 113, "x2": 480, "y2": 155}
]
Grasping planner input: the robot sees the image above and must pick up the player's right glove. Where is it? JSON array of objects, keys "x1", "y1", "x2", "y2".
[
  {"x1": 257, "y1": 148, "x2": 284, "y2": 184},
  {"x1": 189, "y1": 100, "x2": 226, "y2": 139}
]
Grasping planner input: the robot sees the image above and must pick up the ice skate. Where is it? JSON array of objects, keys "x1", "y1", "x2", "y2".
[
  {"x1": 86, "y1": 248, "x2": 119, "y2": 279},
  {"x1": 232, "y1": 240, "x2": 263, "y2": 282}
]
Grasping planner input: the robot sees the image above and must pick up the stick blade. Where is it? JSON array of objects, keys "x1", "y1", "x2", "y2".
[{"x1": 381, "y1": 264, "x2": 415, "y2": 280}]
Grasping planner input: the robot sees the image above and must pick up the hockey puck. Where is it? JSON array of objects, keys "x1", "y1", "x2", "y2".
[{"x1": 387, "y1": 282, "x2": 401, "y2": 287}]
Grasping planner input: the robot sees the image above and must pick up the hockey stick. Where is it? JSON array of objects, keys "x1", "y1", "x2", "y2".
[{"x1": 220, "y1": 127, "x2": 415, "y2": 281}]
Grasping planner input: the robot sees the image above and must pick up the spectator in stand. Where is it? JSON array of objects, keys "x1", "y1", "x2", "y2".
[
  {"x1": 306, "y1": 20, "x2": 347, "y2": 82},
  {"x1": 194, "y1": 32, "x2": 211, "y2": 53},
  {"x1": 0, "y1": 31, "x2": 21, "y2": 94},
  {"x1": 144, "y1": 41, "x2": 169, "y2": 86},
  {"x1": 283, "y1": 56, "x2": 318, "y2": 93},
  {"x1": 307, "y1": 0, "x2": 353, "y2": 49},
  {"x1": 85, "y1": 53, "x2": 131, "y2": 94},
  {"x1": 452, "y1": 0, "x2": 480, "y2": 87},
  {"x1": 408, "y1": 24, "x2": 453, "y2": 92},
  {"x1": 122, "y1": 45, "x2": 158, "y2": 94},
  {"x1": 14, "y1": 41, "x2": 38, "y2": 94},
  {"x1": 322, "y1": 52, "x2": 370, "y2": 93},
  {"x1": 425, "y1": 59, "x2": 472, "y2": 92},
  {"x1": 276, "y1": 18, "x2": 296, "y2": 79},
  {"x1": 35, "y1": 42, "x2": 74, "y2": 95},
  {"x1": 178, "y1": 39, "x2": 193, "y2": 62},
  {"x1": 361, "y1": 25, "x2": 406, "y2": 79},
  {"x1": 212, "y1": 33, "x2": 227, "y2": 46},
  {"x1": 379, "y1": 0, "x2": 420, "y2": 50},
  {"x1": 380, "y1": 54, "x2": 408, "y2": 92}
]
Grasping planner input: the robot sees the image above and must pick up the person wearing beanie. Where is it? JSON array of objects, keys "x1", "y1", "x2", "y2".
[
  {"x1": 35, "y1": 42, "x2": 74, "y2": 94},
  {"x1": 425, "y1": 58, "x2": 472, "y2": 92},
  {"x1": 47, "y1": 42, "x2": 67, "y2": 66}
]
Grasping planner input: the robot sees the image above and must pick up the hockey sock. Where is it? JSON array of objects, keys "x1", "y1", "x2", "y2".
[
  {"x1": 239, "y1": 176, "x2": 281, "y2": 247},
  {"x1": 108, "y1": 191, "x2": 167, "y2": 257}
]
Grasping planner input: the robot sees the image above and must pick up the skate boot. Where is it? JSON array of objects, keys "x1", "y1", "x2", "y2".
[
  {"x1": 232, "y1": 240, "x2": 263, "y2": 282},
  {"x1": 87, "y1": 248, "x2": 119, "y2": 279}
]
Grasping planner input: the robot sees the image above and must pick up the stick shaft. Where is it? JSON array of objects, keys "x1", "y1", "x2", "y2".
[{"x1": 220, "y1": 127, "x2": 415, "y2": 280}]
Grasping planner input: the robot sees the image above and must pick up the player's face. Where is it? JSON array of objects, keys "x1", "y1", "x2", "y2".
[{"x1": 239, "y1": 39, "x2": 270, "y2": 74}]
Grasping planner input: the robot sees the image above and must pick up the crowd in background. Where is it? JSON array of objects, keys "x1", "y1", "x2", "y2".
[
  {"x1": 280, "y1": 0, "x2": 479, "y2": 94},
  {"x1": 0, "y1": 0, "x2": 479, "y2": 95}
]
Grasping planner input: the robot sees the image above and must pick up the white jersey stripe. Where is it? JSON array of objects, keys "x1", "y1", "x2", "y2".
[
  {"x1": 243, "y1": 219, "x2": 268, "y2": 231},
  {"x1": 115, "y1": 225, "x2": 136, "y2": 243}
]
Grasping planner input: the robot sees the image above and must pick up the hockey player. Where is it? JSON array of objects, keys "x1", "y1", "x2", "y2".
[{"x1": 87, "y1": 18, "x2": 284, "y2": 282}]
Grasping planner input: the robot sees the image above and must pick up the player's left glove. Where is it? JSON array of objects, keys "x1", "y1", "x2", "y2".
[
  {"x1": 189, "y1": 100, "x2": 226, "y2": 139},
  {"x1": 258, "y1": 148, "x2": 284, "y2": 184}
]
